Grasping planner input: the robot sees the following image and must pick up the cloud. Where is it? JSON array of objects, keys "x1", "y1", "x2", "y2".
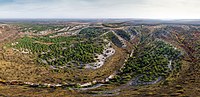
[{"x1": 0, "y1": 0, "x2": 199, "y2": 19}]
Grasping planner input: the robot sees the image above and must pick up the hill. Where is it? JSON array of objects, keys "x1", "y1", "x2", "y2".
[{"x1": 0, "y1": 20, "x2": 199, "y2": 97}]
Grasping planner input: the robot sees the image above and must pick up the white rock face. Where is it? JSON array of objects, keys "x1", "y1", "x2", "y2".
[{"x1": 85, "y1": 43, "x2": 115, "y2": 69}]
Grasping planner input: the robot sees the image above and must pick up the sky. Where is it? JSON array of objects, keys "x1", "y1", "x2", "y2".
[{"x1": 0, "y1": 0, "x2": 200, "y2": 19}]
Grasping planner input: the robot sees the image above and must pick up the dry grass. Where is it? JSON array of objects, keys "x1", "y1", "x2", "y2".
[{"x1": 0, "y1": 84, "x2": 88, "y2": 97}]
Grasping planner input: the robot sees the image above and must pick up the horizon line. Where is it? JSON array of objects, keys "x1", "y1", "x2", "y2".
[{"x1": 0, "y1": 18, "x2": 200, "y2": 20}]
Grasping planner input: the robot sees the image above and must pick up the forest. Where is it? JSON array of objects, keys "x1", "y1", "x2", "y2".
[
  {"x1": 111, "y1": 40, "x2": 182, "y2": 84},
  {"x1": 13, "y1": 34, "x2": 105, "y2": 67},
  {"x1": 79, "y1": 27, "x2": 108, "y2": 38},
  {"x1": 37, "y1": 41, "x2": 104, "y2": 66},
  {"x1": 107, "y1": 32, "x2": 124, "y2": 47},
  {"x1": 114, "y1": 29, "x2": 131, "y2": 41}
]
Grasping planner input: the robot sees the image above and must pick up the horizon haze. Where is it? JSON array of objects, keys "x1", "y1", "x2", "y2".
[{"x1": 0, "y1": 0, "x2": 200, "y2": 19}]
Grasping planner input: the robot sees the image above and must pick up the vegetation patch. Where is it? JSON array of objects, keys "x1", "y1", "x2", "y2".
[
  {"x1": 79, "y1": 27, "x2": 108, "y2": 38},
  {"x1": 12, "y1": 35, "x2": 105, "y2": 67},
  {"x1": 114, "y1": 29, "x2": 131, "y2": 41},
  {"x1": 111, "y1": 40, "x2": 182, "y2": 84},
  {"x1": 106, "y1": 32, "x2": 123, "y2": 47}
]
